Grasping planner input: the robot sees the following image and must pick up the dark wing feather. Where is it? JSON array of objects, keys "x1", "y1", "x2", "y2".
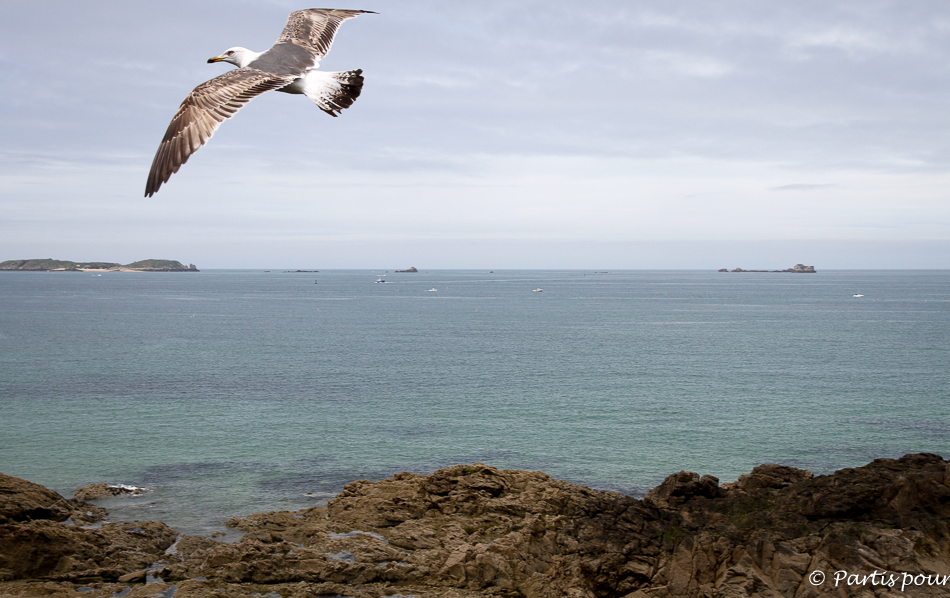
[
  {"x1": 275, "y1": 9, "x2": 375, "y2": 58},
  {"x1": 145, "y1": 68, "x2": 295, "y2": 197}
]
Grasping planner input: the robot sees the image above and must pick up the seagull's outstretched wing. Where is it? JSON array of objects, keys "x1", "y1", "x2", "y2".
[
  {"x1": 145, "y1": 68, "x2": 295, "y2": 197},
  {"x1": 275, "y1": 9, "x2": 375, "y2": 58}
]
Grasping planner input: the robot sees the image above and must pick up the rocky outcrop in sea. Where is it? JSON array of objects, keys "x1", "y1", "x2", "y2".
[
  {"x1": 719, "y1": 264, "x2": 817, "y2": 273},
  {"x1": 2, "y1": 454, "x2": 949, "y2": 597}
]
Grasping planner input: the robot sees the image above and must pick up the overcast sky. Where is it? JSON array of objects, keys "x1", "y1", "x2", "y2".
[{"x1": 2, "y1": 1, "x2": 950, "y2": 268}]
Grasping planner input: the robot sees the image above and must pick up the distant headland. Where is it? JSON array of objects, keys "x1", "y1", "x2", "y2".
[
  {"x1": 0, "y1": 259, "x2": 198, "y2": 272},
  {"x1": 719, "y1": 263, "x2": 816, "y2": 273}
]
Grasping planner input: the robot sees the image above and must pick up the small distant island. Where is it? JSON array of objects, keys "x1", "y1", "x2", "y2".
[
  {"x1": 395, "y1": 266, "x2": 418, "y2": 273},
  {"x1": 0, "y1": 259, "x2": 198, "y2": 272},
  {"x1": 719, "y1": 263, "x2": 816, "y2": 273}
]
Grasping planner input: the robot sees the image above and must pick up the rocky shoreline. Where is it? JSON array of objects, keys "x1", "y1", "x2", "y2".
[{"x1": 2, "y1": 454, "x2": 950, "y2": 597}]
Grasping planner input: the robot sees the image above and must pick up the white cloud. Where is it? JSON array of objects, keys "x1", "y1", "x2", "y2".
[
  {"x1": 784, "y1": 26, "x2": 918, "y2": 60},
  {"x1": 641, "y1": 51, "x2": 734, "y2": 78},
  {"x1": 770, "y1": 183, "x2": 836, "y2": 191}
]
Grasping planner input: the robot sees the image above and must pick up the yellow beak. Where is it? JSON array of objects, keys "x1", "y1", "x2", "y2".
[{"x1": 207, "y1": 55, "x2": 227, "y2": 63}]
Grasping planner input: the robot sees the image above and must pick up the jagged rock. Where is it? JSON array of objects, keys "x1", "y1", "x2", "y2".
[
  {"x1": 781, "y1": 453, "x2": 950, "y2": 525},
  {"x1": 0, "y1": 519, "x2": 177, "y2": 582},
  {"x1": 727, "y1": 463, "x2": 814, "y2": 492},
  {"x1": 0, "y1": 475, "x2": 75, "y2": 524},
  {"x1": 3, "y1": 456, "x2": 950, "y2": 597},
  {"x1": 641, "y1": 454, "x2": 950, "y2": 598},
  {"x1": 162, "y1": 464, "x2": 666, "y2": 596},
  {"x1": 0, "y1": 474, "x2": 106, "y2": 526},
  {"x1": 644, "y1": 470, "x2": 723, "y2": 508}
]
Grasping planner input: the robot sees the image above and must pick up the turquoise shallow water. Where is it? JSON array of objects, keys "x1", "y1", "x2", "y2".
[{"x1": 1, "y1": 269, "x2": 948, "y2": 534}]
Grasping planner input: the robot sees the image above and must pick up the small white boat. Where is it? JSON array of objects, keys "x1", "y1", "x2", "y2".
[
  {"x1": 532, "y1": 288, "x2": 543, "y2": 292},
  {"x1": 375, "y1": 277, "x2": 386, "y2": 283},
  {"x1": 853, "y1": 294, "x2": 864, "y2": 297},
  {"x1": 427, "y1": 288, "x2": 438, "y2": 292}
]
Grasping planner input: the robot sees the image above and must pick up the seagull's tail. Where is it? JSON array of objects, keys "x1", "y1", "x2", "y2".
[{"x1": 302, "y1": 69, "x2": 364, "y2": 117}]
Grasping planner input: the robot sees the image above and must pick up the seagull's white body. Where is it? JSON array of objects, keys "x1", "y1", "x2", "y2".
[
  {"x1": 145, "y1": 9, "x2": 374, "y2": 197},
  {"x1": 213, "y1": 46, "x2": 343, "y2": 101}
]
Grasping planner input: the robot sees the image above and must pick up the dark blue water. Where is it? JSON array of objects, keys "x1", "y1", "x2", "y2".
[{"x1": 1, "y1": 269, "x2": 948, "y2": 534}]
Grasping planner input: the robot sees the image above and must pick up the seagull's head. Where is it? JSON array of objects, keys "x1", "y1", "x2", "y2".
[{"x1": 208, "y1": 47, "x2": 257, "y2": 68}]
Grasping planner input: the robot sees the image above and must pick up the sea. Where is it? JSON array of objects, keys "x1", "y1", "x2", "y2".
[{"x1": 1, "y1": 269, "x2": 948, "y2": 536}]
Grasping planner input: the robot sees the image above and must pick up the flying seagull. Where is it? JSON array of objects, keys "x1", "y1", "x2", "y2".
[{"x1": 145, "y1": 8, "x2": 374, "y2": 197}]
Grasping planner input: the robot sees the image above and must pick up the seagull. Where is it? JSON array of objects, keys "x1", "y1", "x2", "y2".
[{"x1": 144, "y1": 8, "x2": 374, "y2": 197}]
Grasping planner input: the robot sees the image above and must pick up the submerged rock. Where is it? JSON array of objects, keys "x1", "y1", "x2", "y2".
[
  {"x1": 2, "y1": 454, "x2": 950, "y2": 597},
  {"x1": 73, "y1": 483, "x2": 143, "y2": 501}
]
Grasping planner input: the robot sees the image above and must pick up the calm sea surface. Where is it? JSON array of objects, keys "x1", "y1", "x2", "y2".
[{"x1": 1, "y1": 269, "x2": 948, "y2": 534}]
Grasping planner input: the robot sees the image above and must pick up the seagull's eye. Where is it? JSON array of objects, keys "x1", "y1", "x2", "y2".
[{"x1": 226, "y1": 51, "x2": 234, "y2": 56}]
